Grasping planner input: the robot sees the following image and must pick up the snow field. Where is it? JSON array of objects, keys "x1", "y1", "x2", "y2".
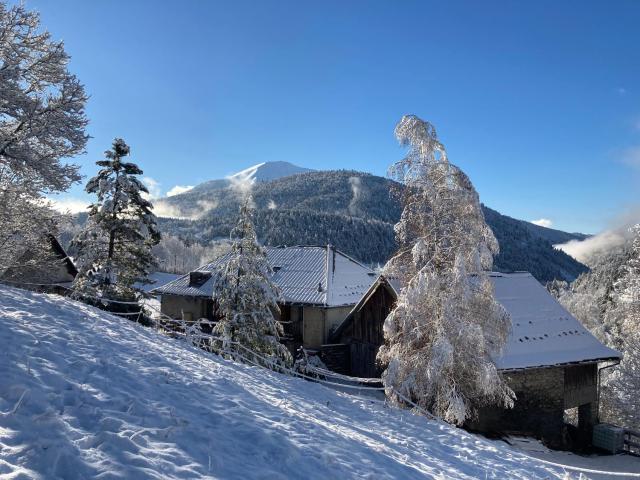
[{"x1": 0, "y1": 285, "x2": 612, "y2": 479}]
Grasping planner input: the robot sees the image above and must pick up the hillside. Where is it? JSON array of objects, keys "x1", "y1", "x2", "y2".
[
  {"x1": 0, "y1": 285, "x2": 583, "y2": 479},
  {"x1": 159, "y1": 169, "x2": 588, "y2": 282}
]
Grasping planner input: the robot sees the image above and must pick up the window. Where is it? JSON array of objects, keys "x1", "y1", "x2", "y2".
[{"x1": 189, "y1": 271, "x2": 211, "y2": 288}]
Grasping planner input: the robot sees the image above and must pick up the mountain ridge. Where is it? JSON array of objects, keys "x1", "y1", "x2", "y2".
[
  {"x1": 187, "y1": 161, "x2": 314, "y2": 196},
  {"x1": 158, "y1": 167, "x2": 588, "y2": 283}
]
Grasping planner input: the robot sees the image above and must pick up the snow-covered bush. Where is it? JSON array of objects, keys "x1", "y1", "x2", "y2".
[
  {"x1": 294, "y1": 347, "x2": 328, "y2": 378},
  {"x1": 211, "y1": 200, "x2": 292, "y2": 369},
  {"x1": 378, "y1": 115, "x2": 514, "y2": 425}
]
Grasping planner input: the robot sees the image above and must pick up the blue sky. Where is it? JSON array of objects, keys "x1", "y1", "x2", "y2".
[{"x1": 19, "y1": 0, "x2": 640, "y2": 234}]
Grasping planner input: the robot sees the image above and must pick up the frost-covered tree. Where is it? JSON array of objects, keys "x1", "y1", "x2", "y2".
[
  {"x1": 212, "y1": 200, "x2": 292, "y2": 368},
  {"x1": 600, "y1": 224, "x2": 640, "y2": 428},
  {"x1": 72, "y1": 139, "x2": 160, "y2": 303},
  {"x1": 548, "y1": 279, "x2": 609, "y2": 343},
  {"x1": 0, "y1": 3, "x2": 88, "y2": 274},
  {"x1": 153, "y1": 235, "x2": 231, "y2": 274},
  {"x1": 606, "y1": 329, "x2": 640, "y2": 430},
  {"x1": 604, "y1": 224, "x2": 640, "y2": 345},
  {"x1": 553, "y1": 226, "x2": 640, "y2": 428},
  {"x1": 377, "y1": 115, "x2": 514, "y2": 424}
]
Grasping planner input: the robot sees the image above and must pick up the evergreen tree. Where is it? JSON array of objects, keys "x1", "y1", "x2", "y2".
[
  {"x1": 377, "y1": 115, "x2": 514, "y2": 425},
  {"x1": 72, "y1": 139, "x2": 160, "y2": 304},
  {"x1": 212, "y1": 200, "x2": 292, "y2": 368}
]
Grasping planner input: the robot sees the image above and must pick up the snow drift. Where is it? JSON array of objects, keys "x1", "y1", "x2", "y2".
[{"x1": 0, "y1": 285, "x2": 579, "y2": 479}]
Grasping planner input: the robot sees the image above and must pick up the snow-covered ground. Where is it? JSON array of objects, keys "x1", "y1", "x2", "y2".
[
  {"x1": 507, "y1": 437, "x2": 640, "y2": 480},
  {"x1": 0, "y1": 285, "x2": 637, "y2": 479}
]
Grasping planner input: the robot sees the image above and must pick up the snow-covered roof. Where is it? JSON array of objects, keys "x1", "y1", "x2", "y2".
[
  {"x1": 151, "y1": 246, "x2": 377, "y2": 307},
  {"x1": 134, "y1": 272, "x2": 182, "y2": 294},
  {"x1": 489, "y1": 272, "x2": 620, "y2": 370},
  {"x1": 350, "y1": 272, "x2": 620, "y2": 370}
]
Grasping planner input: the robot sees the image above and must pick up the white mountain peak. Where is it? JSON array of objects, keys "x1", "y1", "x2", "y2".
[{"x1": 227, "y1": 161, "x2": 312, "y2": 183}]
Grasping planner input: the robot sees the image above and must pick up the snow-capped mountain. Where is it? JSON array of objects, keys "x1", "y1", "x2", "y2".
[
  {"x1": 228, "y1": 161, "x2": 313, "y2": 183},
  {"x1": 152, "y1": 168, "x2": 588, "y2": 282},
  {"x1": 184, "y1": 161, "x2": 313, "y2": 196}
]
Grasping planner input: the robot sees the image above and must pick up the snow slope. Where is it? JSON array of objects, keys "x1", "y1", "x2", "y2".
[
  {"x1": 184, "y1": 161, "x2": 313, "y2": 198},
  {"x1": 227, "y1": 161, "x2": 313, "y2": 184},
  {"x1": 0, "y1": 286, "x2": 599, "y2": 479}
]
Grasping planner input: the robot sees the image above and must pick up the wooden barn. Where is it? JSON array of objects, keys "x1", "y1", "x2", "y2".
[
  {"x1": 151, "y1": 245, "x2": 378, "y2": 354},
  {"x1": 327, "y1": 272, "x2": 621, "y2": 447},
  {"x1": 0, "y1": 234, "x2": 77, "y2": 293}
]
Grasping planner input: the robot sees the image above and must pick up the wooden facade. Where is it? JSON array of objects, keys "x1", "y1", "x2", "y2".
[
  {"x1": 159, "y1": 296, "x2": 352, "y2": 355},
  {"x1": 326, "y1": 278, "x2": 395, "y2": 378}
]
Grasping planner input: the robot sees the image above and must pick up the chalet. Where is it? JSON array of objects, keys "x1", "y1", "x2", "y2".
[
  {"x1": 151, "y1": 245, "x2": 378, "y2": 352},
  {"x1": 0, "y1": 235, "x2": 77, "y2": 293},
  {"x1": 328, "y1": 272, "x2": 621, "y2": 447}
]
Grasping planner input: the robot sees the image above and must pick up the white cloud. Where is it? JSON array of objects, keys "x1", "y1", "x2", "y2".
[
  {"x1": 531, "y1": 218, "x2": 553, "y2": 228},
  {"x1": 196, "y1": 199, "x2": 218, "y2": 213},
  {"x1": 142, "y1": 178, "x2": 196, "y2": 199},
  {"x1": 166, "y1": 185, "x2": 194, "y2": 197},
  {"x1": 621, "y1": 146, "x2": 640, "y2": 169},
  {"x1": 150, "y1": 198, "x2": 218, "y2": 220},
  {"x1": 555, "y1": 207, "x2": 640, "y2": 265},
  {"x1": 48, "y1": 197, "x2": 90, "y2": 214},
  {"x1": 141, "y1": 177, "x2": 162, "y2": 199},
  {"x1": 227, "y1": 168, "x2": 256, "y2": 203},
  {"x1": 556, "y1": 230, "x2": 626, "y2": 264},
  {"x1": 348, "y1": 176, "x2": 366, "y2": 216},
  {"x1": 151, "y1": 200, "x2": 190, "y2": 219}
]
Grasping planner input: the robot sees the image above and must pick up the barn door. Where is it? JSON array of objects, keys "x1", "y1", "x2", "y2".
[{"x1": 302, "y1": 308, "x2": 324, "y2": 349}]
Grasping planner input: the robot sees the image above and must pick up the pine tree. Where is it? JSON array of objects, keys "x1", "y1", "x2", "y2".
[
  {"x1": 72, "y1": 139, "x2": 160, "y2": 305},
  {"x1": 0, "y1": 3, "x2": 88, "y2": 274},
  {"x1": 377, "y1": 115, "x2": 514, "y2": 425},
  {"x1": 212, "y1": 200, "x2": 292, "y2": 368}
]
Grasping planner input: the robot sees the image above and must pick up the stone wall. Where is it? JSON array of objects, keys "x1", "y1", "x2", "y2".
[
  {"x1": 471, "y1": 366, "x2": 566, "y2": 446},
  {"x1": 470, "y1": 364, "x2": 599, "y2": 448}
]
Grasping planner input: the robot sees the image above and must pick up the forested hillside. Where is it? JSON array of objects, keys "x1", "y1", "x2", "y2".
[
  {"x1": 155, "y1": 170, "x2": 588, "y2": 282},
  {"x1": 482, "y1": 207, "x2": 589, "y2": 283}
]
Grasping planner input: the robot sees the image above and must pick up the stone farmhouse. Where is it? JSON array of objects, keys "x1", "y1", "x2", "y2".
[
  {"x1": 152, "y1": 247, "x2": 621, "y2": 446},
  {"x1": 151, "y1": 245, "x2": 378, "y2": 353},
  {"x1": 329, "y1": 271, "x2": 621, "y2": 447}
]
